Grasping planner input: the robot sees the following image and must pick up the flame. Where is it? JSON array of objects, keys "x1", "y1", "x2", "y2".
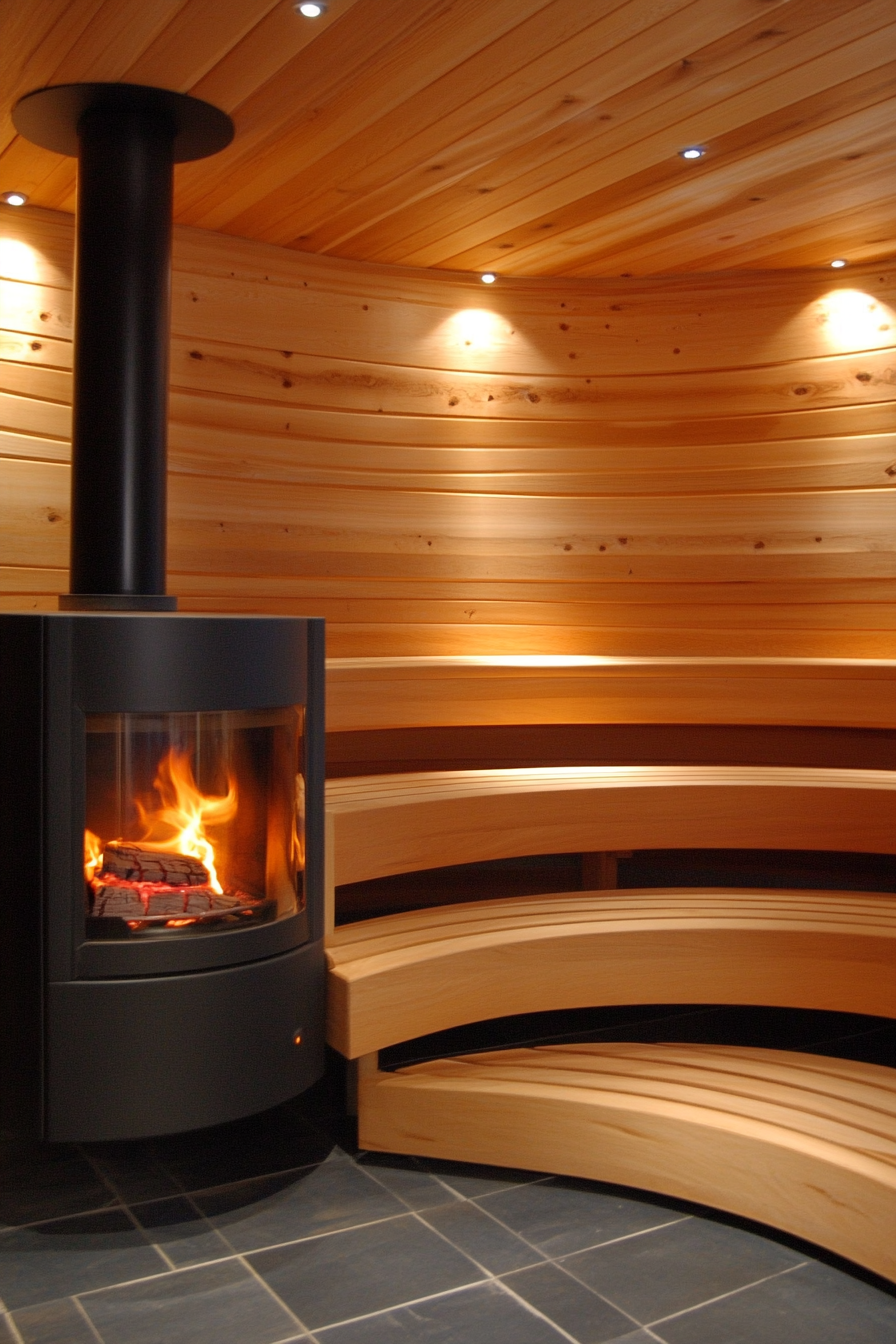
[
  {"x1": 132, "y1": 748, "x2": 237, "y2": 894},
  {"x1": 85, "y1": 829, "x2": 103, "y2": 882}
]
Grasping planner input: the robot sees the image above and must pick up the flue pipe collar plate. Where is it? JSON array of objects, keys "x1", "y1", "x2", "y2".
[{"x1": 13, "y1": 83, "x2": 234, "y2": 162}]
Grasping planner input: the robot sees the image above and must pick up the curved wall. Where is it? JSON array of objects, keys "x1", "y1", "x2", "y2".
[{"x1": 1, "y1": 205, "x2": 894, "y2": 658}]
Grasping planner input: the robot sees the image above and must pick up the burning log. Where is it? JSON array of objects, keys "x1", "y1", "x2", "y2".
[
  {"x1": 90, "y1": 876, "x2": 245, "y2": 919},
  {"x1": 101, "y1": 842, "x2": 209, "y2": 886}
]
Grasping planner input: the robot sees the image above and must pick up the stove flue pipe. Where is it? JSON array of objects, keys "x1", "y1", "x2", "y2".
[{"x1": 13, "y1": 84, "x2": 233, "y2": 611}]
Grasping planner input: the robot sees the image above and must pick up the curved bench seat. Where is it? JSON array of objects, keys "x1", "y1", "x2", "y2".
[
  {"x1": 327, "y1": 888, "x2": 896, "y2": 1057},
  {"x1": 327, "y1": 656, "x2": 896, "y2": 733},
  {"x1": 358, "y1": 1043, "x2": 896, "y2": 1282},
  {"x1": 326, "y1": 764, "x2": 896, "y2": 897}
]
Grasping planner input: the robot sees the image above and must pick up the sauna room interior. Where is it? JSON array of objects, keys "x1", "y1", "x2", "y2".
[{"x1": 0, "y1": 2, "x2": 894, "y2": 1342}]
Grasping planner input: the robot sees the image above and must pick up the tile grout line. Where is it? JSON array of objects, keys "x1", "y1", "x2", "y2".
[
  {"x1": 492, "y1": 1274, "x2": 593, "y2": 1344},
  {"x1": 471, "y1": 1187, "x2": 692, "y2": 1271},
  {"x1": 1, "y1": 1310, "x2": 25, "y2": 1344},
  {"x1": 237, "y1": 1253, "x2": 314, "y2": 1339},
  {"x1": 354, "y1": 1158, "x2": 465, "y2": 1209},
  {"x1": 646, "y1": 1258, "x2": 809, "y2": 1332},
  {"x1": 71, "y1": 1295, "x2": 106, "y2": 1344}
]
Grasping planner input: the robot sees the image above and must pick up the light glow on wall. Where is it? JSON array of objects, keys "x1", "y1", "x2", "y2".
[
  {"x1": 0, "y1": 235, "x2": 41, "y2": 282},
  {"x1": 813, "y1": 289, "x2": 895, "y2": 352}
]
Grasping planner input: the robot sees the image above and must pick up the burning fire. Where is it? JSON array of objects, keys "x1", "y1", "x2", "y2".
[
  {"x1": 133, "y1": 748, "x2": 237, "y2": 894},
  {"x1": 85, "y1": 828, "x2": 103, "y2": 882},
  {"x1": 84, "y1": 748, "x2": 237, "y2": 894}
]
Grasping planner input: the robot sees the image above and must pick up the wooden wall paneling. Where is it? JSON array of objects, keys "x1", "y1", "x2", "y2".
[{"x1": 1, "y1": 208, "x2": 893, "y2": 658}]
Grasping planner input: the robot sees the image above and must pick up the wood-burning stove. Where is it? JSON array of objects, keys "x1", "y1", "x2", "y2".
[{"x1": 0, "y1": 86, "x2": 325, "y2": 1140}]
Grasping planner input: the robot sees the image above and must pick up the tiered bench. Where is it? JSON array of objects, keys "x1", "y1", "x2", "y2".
[{"x1": 324, "y1": 764, "x2": 896, "y2": 1280}]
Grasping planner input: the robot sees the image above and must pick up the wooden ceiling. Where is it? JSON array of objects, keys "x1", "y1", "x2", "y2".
[{"x1": 2, "y1": 0, "x2": 894, "y2": 277}]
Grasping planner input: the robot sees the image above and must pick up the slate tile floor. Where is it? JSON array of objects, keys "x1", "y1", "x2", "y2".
[{"x1": 1, "y1": 1008, "x2": 894, "y2": 1344}]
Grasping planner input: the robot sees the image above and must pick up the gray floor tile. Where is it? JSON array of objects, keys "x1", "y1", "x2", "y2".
[
  {"x1": 315, "y1": 1279, "x2": 569, "y2": 1343},
  {"x1": 247, "y1": 1212, "x2": 486, "y2": 1330},
  {"x1": 412, "y1": 1159, "x2": 543, "y2": 1198},
  {"x1": 421, "y1": 1201, "x2": 546, "y2": 1274},
  {"x1": 503, "y1": 1262, "x2": 639, "y2": 1343},
  {"x1": 0, "y1": 1210, "x2": 166, "y2": 1311},
  {"x1": 476, "y1": 1178, "x2": 687, "y2": 1258},
  {"x1": 128, "y1": 1197, "x2": 233, "y2": 1268},
  {"x1": 355, "y1": 1154, "x2": 461, "y2": 1211},
  {"x1": 561, "y1": 1215, "x2": 805, "y2": 1325},
  {"x1": 654, "y1": 1259, "x2": 896, "y2": 1344},
  {"x1": 0, "y1": 1142, "x2": 117, "y2": 1229},
  {"x1": 80, "y1": 1258, "x2": 300, "y2": 1344},
  {"x1": 11, "y1": 1296, "x2": 99, "y2": 1343},
  {"x1": 195, "y1": 1160, "x2": 407, "y2": 1253}
]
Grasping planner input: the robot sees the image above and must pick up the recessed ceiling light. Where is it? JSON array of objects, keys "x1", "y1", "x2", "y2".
[
  {"x1": 679, "y1": 147, "x2": 705, "y2": 160},
  {"x1": 830, "y1": 258, "x2": 848, "y2": 268},
  {"x1": 1, "y1": 191, "x2": 28, "y2": 206},
  {"x1": 295, "y1": 1, "x2": 327, "y2": 15},
  {"x1": 480, "y1": 272, "x2": 496, "y2": 284}
]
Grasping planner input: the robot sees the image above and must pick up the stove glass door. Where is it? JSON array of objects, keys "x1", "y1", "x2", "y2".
[{"x1": 84, "y1": 706, "x2": 303, "y2": 938}]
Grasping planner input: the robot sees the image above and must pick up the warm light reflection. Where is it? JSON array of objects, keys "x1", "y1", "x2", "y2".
[
  {"x1": 443, "y1": 307, "x2": 509, "y2": 352},
  {"x1": 0, "y1": 236, "x2": 41, "y2": 282},
  {"x1": 813, "y1": 289, "x2": 895, "y2": 352}
]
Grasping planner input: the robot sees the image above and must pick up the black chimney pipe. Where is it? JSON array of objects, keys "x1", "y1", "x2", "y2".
[{"x1": 12, "y1": 84, "x2": 233, "y2": 611}]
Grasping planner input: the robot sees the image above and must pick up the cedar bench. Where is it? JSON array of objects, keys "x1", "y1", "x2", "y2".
[{"x1": 324, "y1": 764, "x2": 896, "y2": 1278}]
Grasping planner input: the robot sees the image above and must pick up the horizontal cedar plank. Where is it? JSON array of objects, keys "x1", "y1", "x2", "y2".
[
  {"x1": 202, "y1": 618, "x2": 896, "y2": 660},
  {"x1": 156, "y1": 394, "x2": 896, "y2": 451},
  {"x1": 0, "y1": 390, "x2": 70, "y2": 440},
  {"x1": 161, "y1": 595, "x2": 896, "y2": 631},
  {"x1": 169, "y1": 270, "x2": 896, "y2": 376},
  {"x1": 164, "y1": 339, "x2": 896, "y2": 420},
  {"x1": 4, "y1": 460, "x2": 894, "y2": 553},
  {"x1": 0, "y1": 331, "x2": 71, "y2": 371},
  {"x1": 4, "y1": 568, "x2": 895, "y2": 611},
  {"x1": 8, "y1": 380, "x2": 895, "y2": 456},
  {"x1": 163, "y1": 424, "x2": 896, "y2": 494},
  {"x1": 165, "y1": 575, "x2": 896, "y2": 607},
  {"x1": 7, "y1": 547, "x2": 896, "y2": 583},
  {"x1": 0, "y1": 429, "x2": 68, "y2": 463},
  {"x1": 3, "y1": 230, "x2": 894, "y2": 373}
]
